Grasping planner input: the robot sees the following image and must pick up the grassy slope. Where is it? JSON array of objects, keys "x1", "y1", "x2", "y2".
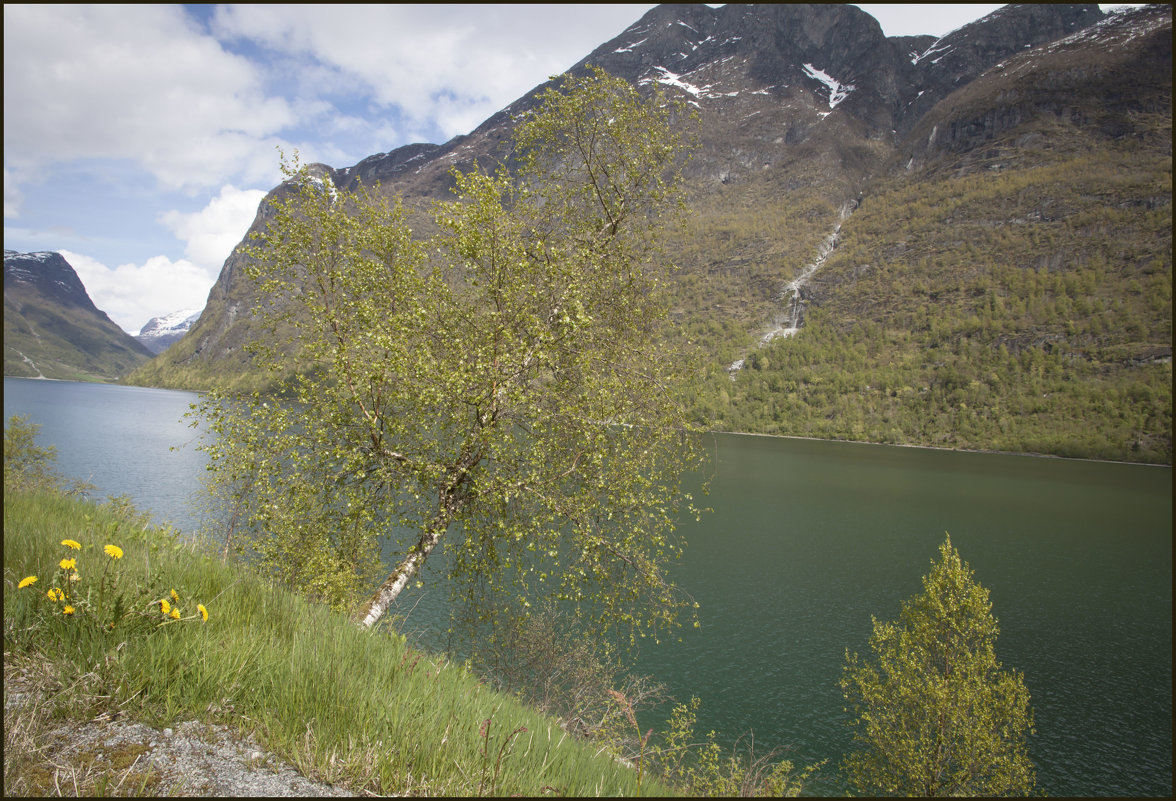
[
  {"x1": 3, "y1": 489, "x2": 670, "y2": 797},
  {"x1": 4, "y1": 298, "x2": 152, "y2": 382}
]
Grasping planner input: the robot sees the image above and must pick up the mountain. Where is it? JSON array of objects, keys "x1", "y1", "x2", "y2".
[
  {"x1": 4, "y1": 250, "x2": 154, "y2": 381},
  {"x1": 127, "y1": 3, "x2": 1172, "y2": 463},
  {"x1": 136, "y1": 309, "x2": 202, "y2": 355}
]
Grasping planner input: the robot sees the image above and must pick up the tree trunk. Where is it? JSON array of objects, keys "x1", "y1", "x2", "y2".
[
  {"x1": 355, "y1": 524, "x2": 445, "y2": 629},
  {"x1": 355, "y1": 453, "x2": 477, "y2": 629}
]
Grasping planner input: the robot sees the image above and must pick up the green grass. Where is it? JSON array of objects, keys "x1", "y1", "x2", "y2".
[{"x1": 3, "y1": 488, "x2": 674, "y2": 796}]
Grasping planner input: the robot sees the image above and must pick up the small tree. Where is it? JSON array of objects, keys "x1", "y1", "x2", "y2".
[
  {"x1": 4, "y1": 415, "x2": 92, "y2": 496},
  {"x1": 4, "y1": 415, "x2": 58, "y2": 493},
  {"x1": 840, "y1": 534, "x2": 1036, "y2": 796},
  {"x1": 197, "y1": 67, "x2": 704, "y2": 642}
]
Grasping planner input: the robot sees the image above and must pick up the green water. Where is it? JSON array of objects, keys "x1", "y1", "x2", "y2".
[
  {"x1": 635, "y1": 433, "x2": 1172, "y2": 796},
  {"x1": 5, "y1": 378, "x2": 1171, "y2": 795}
]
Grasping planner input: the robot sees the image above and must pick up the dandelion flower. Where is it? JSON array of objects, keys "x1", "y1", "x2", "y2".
[
  {"x1": 170, "y1": 608, "x2": 180, "y2": 620},
  {"x1": 160, "y1": 599, "x2": 171, "y2": 615},
  {"x1": 62, "y1": 605, "x2": 75, "y2": 616},
  {"x1": 18, "y1": 576, "x2": 37, "y2": 589},
  {"x1": 59, "y1": 558, "x2": 76, "y2": 571},
  {"x1": 61, "y1": 539, "x2": 82, "y2": 550},
  {"x1": 197, "y1": 603, "x2": 208, "y2": 622},
  {"x1": 47, "y1": 587, "x2": 65, "y2": 602},
  {"x1": 69, "y1": 573, "x2": 81, "y2": 581},
  {"x1": 104, "y1": 544, "x2": 124, "y2": 559},
  {"x1": 170, "y1": 589, "x2": 179, "y2": 603}
]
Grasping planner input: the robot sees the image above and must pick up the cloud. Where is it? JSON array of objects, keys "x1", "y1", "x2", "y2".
[
  {"x1": 4, "y1": 167, "x2": 20, "y2": 218},
  {"x1": 8, "y1": 4, "x2": 659, "y2": 335},
  {"x1": 3, "y1": 5, "x2": 295, "y2": 193},
  {"x1": 60, "y1": 250, "x2": 215, "y2": 335},
  {"x1": 53, "y1": 186, "x2": 266, "y2": 333},
  {"x1": 211, "y1": 5, "x2": 652, "y2": 140},
  {"x1": 159, "y1": 185, "x2": 267, "y2": 274}
]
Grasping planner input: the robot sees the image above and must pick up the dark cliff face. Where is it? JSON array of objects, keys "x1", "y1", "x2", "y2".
[
  {"x1": 901, "y1": 3, "x2": 1104, "y2": 132},
  {"x1": 900, "y1": 4, "x2": 1172, "y2": 170},
  {"x1": 4, "y1": 250, "x2": 101, "y2": 313},
  {"x1": 309, "y1": 3, "x2": 1106, "y2": 196}
]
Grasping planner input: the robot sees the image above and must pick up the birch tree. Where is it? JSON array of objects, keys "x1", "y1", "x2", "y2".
[
  {"x1": 198, "y1": 68, "x2": 704, "y2": 641},
  {"x1": 840, "y1": 534, "x2": 1036, "y2": 796}
]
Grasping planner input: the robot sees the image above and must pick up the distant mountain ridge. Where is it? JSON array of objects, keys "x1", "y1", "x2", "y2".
[
  {"x1": 136, "y1": 309, "x2": 202, "y2": 355},
  {"x1": 127, "y1": 3, "x2": 1171, "y2": 462},
  {"x1": 4, "y1": 249, "x2": 153, "y2": 381}
]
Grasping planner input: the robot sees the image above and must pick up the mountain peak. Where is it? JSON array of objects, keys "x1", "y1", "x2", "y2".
[
  {"x1": 136, "y1": 309, "x2": 202, "y2": 354},
  {"x1": 4, "y1": 249, "x2": 153, "y2": 379},
  {"x1": 4, "y1": 249, "x2": 99, "y2": 313}
]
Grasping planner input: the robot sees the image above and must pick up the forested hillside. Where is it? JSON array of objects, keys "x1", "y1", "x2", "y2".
[{"x1": 694, "y1": 5, "x2": 1172, "y2": 462}]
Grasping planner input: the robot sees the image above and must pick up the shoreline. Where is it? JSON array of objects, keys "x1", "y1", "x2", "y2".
[
  {"x1": 706, "y1": 428, "x2": 1173, "y2": 468},
  {"x1": 6, "y1": 373, "x2": 1170, "y2": 468}
]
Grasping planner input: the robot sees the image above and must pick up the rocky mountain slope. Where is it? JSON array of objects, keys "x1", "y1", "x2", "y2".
[
  {"x1": 4, "y1": 250, "x2": 153, "y2": 381},
  {"x1": 127, "y1": 3, "x2": 1172, "y2": 462}
]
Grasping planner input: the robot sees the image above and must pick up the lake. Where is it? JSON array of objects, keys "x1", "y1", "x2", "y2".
[{"x1": 4, "y1": 376, "x2": 1172, "y2": 796}]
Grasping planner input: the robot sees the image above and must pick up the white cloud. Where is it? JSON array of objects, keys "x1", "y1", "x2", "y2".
[
  {"x1": 4, "y1": 167, "x2": 20, "y2": 218},
  {"x1": 159, "y1": 185, "x2": 267, "y2": 274},
  {"x1": 3, "y1": 5, "x2": 295, "y2": 193},
  {"x1": 59, "y1": 250, "x2": 215, "y2": 335},
  {"x1": 55, "y1": 186, "x2": 266, "y2": 333},
  {"x1": 211, "y1": 5, "x2": 651, "y2": 140},
  {"x1": 8, "y1": 4, "x2": 657, "y2": 335}
]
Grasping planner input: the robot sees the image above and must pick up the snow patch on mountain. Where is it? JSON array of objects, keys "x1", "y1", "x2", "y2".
[
  {"x1": 912, "y1": 40, "x2": 953, "y2": 65},
  {"x1": 641, "y1": 66, "x2": 705, "y2": 97},
  {"x1": 802, "y1": 63, "x2": 855, "y2": 111},
  {"x1": 613, "y1": 37, "x2": 647, "y2": 53},
  {"x1": 140, "y1": 308, "x2": 201, "y2": 335}
]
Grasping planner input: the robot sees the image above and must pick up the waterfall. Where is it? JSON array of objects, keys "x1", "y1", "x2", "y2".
[{"x1": 728, "y1": 199, "x2": 856, "y2": 376}]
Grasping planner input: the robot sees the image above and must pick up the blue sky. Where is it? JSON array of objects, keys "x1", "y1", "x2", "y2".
[{"x1": 5, "y1": 4, "x2": 1121, "y2": 333}]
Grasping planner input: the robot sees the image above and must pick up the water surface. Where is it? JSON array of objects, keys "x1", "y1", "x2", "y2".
[{"x1": 4, "y1": 377, "x2": 1170, "y2": 795}]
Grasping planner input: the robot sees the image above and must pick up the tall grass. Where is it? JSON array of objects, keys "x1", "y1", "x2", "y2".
[{"x1": 4, "y1": 488, "x2": 671, "y2": 796}]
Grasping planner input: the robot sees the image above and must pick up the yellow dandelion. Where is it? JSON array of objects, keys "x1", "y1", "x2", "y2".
[
  {"x1": 61, "y1": 539, "x2": 82, "y2": 550},
  {"x1": 159, "y1": 599, "x2": 171, "y2": 615},
  {"x1": 59, "y1": 558, "x2": 76, "y2": 571},
  {"x1": 170, "y1": 608, "x2": 181, "y2": 620},
  {"x1": 104, "y1": 544, "x2": 124, "y2": 559},
  {"x1": 47, "y1": 587, "x2": 65, "y2": 602},
  {"x1": 170, "y1": 589, "x2": 179, "y2": 603},
  {"x1": 62, "y1": 605, "x2": 75, "y2": 616},
  {"x1": 18, "y1": 576, "x2": 37, "y2": 589},
  {"x1": 197, "y1": 603, "x2": 208, "y2": 622}
]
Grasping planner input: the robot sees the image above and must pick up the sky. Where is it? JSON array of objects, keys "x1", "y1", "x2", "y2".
[{"x1": 2, "y1": 4, "x2": 1126, "y2": 334}]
